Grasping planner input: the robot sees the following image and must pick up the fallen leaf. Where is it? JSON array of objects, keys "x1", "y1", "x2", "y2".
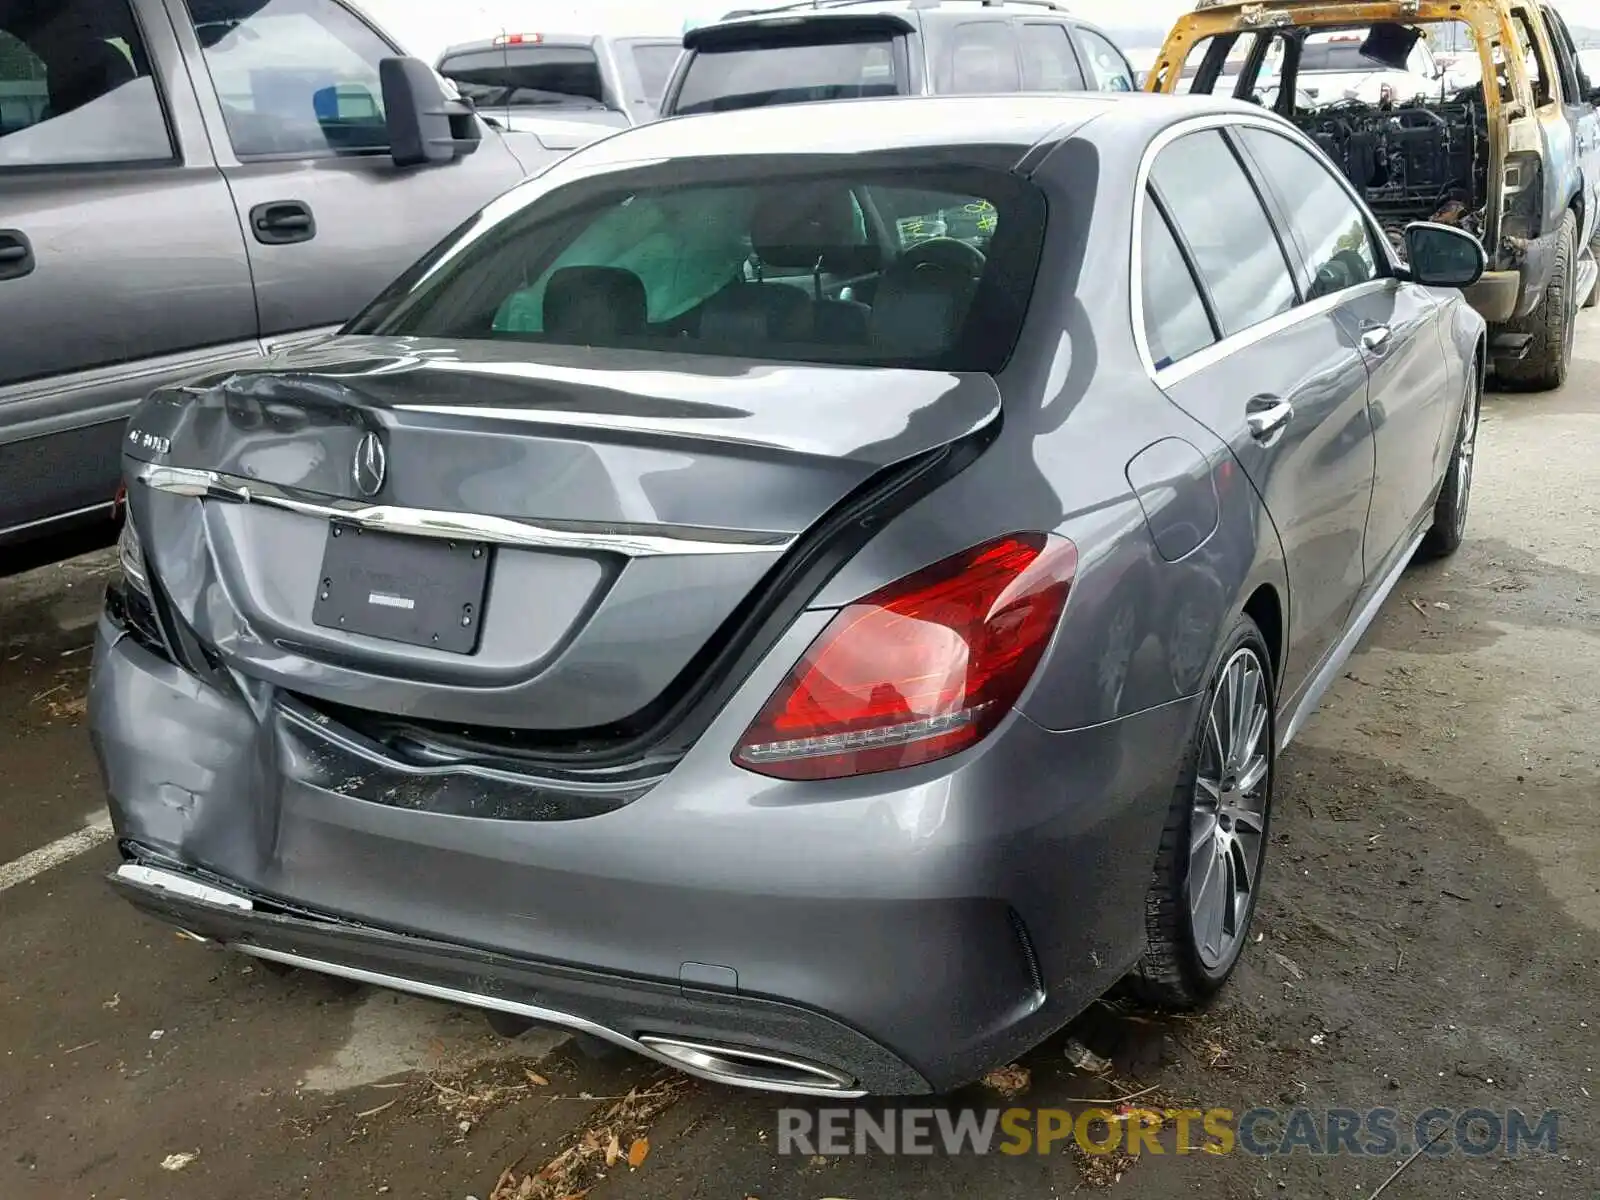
[
  {"x1": 627, "y1": 1137, "x2": 649, "y2": 1168},
  {"x1": 160, "y1": 1151, "x2": 198, "y2": 1171},
  {"x1": 981, "y1": 1063, "x2": 1031, "y2": 1098},
  {"x1": 605, "y1": 1130, "x2": 622, "y2": 1167},
  {"x1": 524, "y1": 1070, "x2": 550, "y2": 1087}
]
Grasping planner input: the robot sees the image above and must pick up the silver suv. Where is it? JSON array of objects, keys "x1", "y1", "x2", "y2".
[{"x1": 661, "y1": 0, "x2": 1138, "y2": 117}]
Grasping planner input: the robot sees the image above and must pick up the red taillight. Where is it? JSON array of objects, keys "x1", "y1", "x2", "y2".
[{"x1": 733, "y1": 533, "x2": 1077, "y2": 782}]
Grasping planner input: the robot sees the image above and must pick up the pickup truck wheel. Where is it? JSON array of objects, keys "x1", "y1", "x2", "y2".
[{"x1": 1496, "y1": 209, "x2": 1575, "y2": 391}]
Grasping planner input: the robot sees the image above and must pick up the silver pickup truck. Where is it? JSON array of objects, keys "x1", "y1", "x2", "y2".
[
  {"x1": 435, "y1": 31, "x2": 682, "y2": 152},
  {"x1": 0, "y1": 0, "x2": 552, "y2": 558}
]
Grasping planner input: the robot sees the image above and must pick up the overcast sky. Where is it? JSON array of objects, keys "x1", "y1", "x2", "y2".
[{"x1": 359, "y1": 0, "x2": 1600, "y2": 62}]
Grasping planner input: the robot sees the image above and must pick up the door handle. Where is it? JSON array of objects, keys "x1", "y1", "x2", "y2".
[
  {"x1": 0, "y1": 229, "x2": 34, "y2": 281},
  {"x1": 249, "y1": 201, "x2": 316, "y2": 246},
  {"x1": 1246, "y1": 394, "x2": 1293, "y2": 441},
  {"x1": 1360, "y1": 324, "x2": 1392, "y2": 352}
]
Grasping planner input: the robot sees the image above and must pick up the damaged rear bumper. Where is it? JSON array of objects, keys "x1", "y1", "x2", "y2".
[
  {"x1": 91, "y1": 608, "x2": 1194, "y2": 1096},
  {"x1": 108, "y1": 854, "x2": 912, "y2": 1096}
]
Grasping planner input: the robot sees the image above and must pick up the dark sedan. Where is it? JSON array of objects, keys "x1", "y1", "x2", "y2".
[{"x1": 94, "y1": 93, "x2": 1485, "y2": 1097}]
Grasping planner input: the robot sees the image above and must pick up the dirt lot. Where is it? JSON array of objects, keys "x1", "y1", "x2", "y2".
[{"x1": 1, "y1": 336, "x2": 1595, "y2": 1199}]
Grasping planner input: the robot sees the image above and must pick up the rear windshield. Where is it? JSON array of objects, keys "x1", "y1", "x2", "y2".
[
  {"x1": 354, "y1": 163, "x2": 1046, "y2": 373},
  {"x1": 629, "y1": 42, "x2": 681, "y2": 102},
  {"x1": 672, "y1": 36, "x2": 901, "y2": 114},
  {"x1": 438, "y1": 45, "x2": 605, "y2": 108}
]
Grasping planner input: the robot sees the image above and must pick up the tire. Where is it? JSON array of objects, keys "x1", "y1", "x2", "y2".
[
  {"x1": 1496, "y1": 209, "x2": 1576, "y2": 390},
  {"x1": 1417, "y1": 353, "x2": 1481, "y2": 560},
  {"x1": 1128, "y1": 615, "x2": 1275, "y2": 1009}
]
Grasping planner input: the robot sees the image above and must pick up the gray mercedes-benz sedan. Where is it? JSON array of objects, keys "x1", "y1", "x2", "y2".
[{"x1": 92, "y1": 93, "x2": 1486, "y2": 1097}]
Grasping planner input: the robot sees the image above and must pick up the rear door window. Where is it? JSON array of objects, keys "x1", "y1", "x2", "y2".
[
  {"x1": 939, "y1": 22, "x2": 1022, "y2": 93},
  {"x1": 1075, "y1": 28, "x2": 1136, "y2": 92},
  {"x1": 357, "y1": 164, "x2": 1047, "y2": 373},
  {"x1": 1151, "y1": 128, "x2": 1298, "y2": 335},
  {"x1": 0, "y1": 0, "x2": 174, "y2": 168},
  {"x1": 672, "y1": 36, "x2": 900, "y2": 114},
  {"x1": 1140, "y1": 190, "x2": 1217, "y2": 370},
  {"x1": 438, "y1": 43, "x2": 607, "y2": 110},
  {"x1": 1019, "y1": 23, "x2": 1087, "y2": 91}
]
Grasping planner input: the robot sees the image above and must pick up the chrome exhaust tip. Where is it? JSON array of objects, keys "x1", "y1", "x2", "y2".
[{"x1": 637, "y1": 1036, "x2": 858, "y2": 1094}]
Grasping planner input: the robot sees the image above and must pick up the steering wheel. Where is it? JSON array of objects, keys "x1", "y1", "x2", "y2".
[{"x1": 898, "y1": 236, "x2": 987, "y2": 276}]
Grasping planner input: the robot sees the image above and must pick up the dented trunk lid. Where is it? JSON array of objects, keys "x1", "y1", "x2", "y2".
[{"x1": 123, "y1": 336, "x2": 999, "y2": 733}]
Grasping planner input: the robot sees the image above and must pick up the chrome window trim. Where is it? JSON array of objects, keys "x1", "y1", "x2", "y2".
[
  {"x1": 1131, "y1": 112, "x2": 1400, "y2": 388},
  {"x1": 136, "y1": 464, "x2": 795, "y2": 558}
]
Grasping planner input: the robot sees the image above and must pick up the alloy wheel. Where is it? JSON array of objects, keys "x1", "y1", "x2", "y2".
[{"x1": 1188, "y1": 646, "x2": 1271, "y2": 971}]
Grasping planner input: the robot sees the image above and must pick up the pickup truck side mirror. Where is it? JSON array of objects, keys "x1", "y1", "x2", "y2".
[
  {"x1": 1402, "y1": 220, "x2": 1486, "y2": 288},
  {"x1": 1585, "y1": 83, "x2": 1600, "y2": 105},
  {"x1": 379, "y1": 56, "x2": 482, "y2": 168}
]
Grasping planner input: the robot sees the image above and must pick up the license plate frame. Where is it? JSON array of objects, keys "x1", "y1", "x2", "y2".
[{"x1": 310, "y1": 522, "x2": 491, "y2": 654}]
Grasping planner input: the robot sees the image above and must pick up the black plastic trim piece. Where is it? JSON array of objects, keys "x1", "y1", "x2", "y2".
[{"x1": 109, "y1": 856, "x2": 932, "y2": 1095}]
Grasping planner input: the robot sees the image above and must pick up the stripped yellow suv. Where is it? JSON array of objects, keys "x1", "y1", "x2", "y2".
[{"x1": 1147, "y1": 0, "x2": 1600, "y2": 389}]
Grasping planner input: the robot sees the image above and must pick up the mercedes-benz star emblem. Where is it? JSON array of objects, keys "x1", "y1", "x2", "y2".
[{"x1": 353, "y1": 431, "x2": 386, "y2": 498}]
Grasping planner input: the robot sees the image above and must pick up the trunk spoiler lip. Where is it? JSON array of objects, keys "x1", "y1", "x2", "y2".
[{"x1": 135, "y1": 463, "x2": 795, "y2": 559}]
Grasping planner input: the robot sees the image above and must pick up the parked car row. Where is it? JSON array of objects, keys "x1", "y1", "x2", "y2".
[
  {"x1": 2, "y1": 0, "x2": 1145, "y2": 558},
  {"x1": 1, "y1": 0, "x2": 1579, "y2": 1102}
]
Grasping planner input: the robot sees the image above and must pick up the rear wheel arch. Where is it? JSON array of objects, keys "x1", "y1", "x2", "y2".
[{"x1": 1241, "y1": 583, "x2": 1284, "y2": 696}]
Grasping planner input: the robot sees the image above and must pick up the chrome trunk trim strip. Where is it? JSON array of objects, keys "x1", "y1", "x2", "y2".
[{"x1": 136, "y1": 464, "x2": 796, "y2": 558}]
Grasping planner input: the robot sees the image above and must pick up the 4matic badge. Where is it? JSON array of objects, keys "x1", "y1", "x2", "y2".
[{"x1": 126, "y1": 426, "x2": 171, "y2": 455}]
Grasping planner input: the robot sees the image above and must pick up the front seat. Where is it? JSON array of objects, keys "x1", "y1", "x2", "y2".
[
  {"x1": 868, "y1": 265, "x2": 976, "y2": 360},
  {"x1": 542, "y1": 266, "x2": 648, "y2": 344},
  {"x1": 748, "y1": 186, "x2": 876, "y2": 344}
]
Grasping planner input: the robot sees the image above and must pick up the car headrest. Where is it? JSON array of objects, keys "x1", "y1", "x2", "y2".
[
  {"x1": 542, "y1": 266, "x2": 647, "y2": 341},
  {"x1": 868, "y1": 267, "x2": 974, "y2": 360},
  {"x1": 698, "y1": 281, "x2": 813, "y2": 345},
  {"x1": 47, "y1": 39, "x2": 138, "y2": 116},
  {"x1": 750, "y1": 185, "x2": 881, "y2": 275}
]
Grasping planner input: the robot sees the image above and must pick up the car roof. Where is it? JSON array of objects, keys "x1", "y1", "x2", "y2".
[
  {"x1": 438, "y1": 33, "x2": 598, "y2": 56},
  {"x1": 568, "y1": 92, "x2": 1256, "y2": 171},
  {"x1": 437, "y1": 32, "x2": 678, "y2": 57},
  {"x1": 718, "y1": 0, "x2": 1076, "y2": 18},
  {"x1": 702, "y1": 0, "x2": 1088, "y2": 36}
]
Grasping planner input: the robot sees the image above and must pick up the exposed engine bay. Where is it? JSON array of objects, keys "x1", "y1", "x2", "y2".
[{"x1": 1290, "y1": 97, "x2": 1488, "y2": 252}]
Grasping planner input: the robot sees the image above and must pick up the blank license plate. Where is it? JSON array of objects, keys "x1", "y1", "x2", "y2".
[{"x1": 311, "y1": 522, "x2": 491, "y2": 654}]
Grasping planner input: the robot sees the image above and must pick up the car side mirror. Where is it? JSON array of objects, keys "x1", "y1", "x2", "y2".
[
  {"x1": 379, "y1": 56, "x2": 482, "y2": 168},
  {"x1": 1586, "y1": 83, "x2": 1600, "y2": 105},
  {"x1": 1403, "y1": 220, "x2": 1486, "y2": 288}
]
